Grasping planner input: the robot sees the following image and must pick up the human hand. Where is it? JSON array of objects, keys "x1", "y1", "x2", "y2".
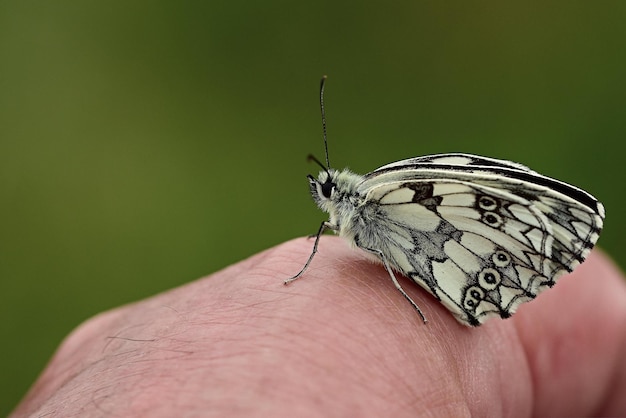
[{"x1": 12, "y1": 237, "x2": 626, "y2": 417}]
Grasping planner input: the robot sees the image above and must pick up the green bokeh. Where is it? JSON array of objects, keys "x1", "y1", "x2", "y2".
[{"x1": 2, "y1": 1, "x2": 625, "y2": 413}]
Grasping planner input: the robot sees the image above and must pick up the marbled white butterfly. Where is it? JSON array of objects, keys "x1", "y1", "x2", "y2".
[{"x1": 285, "y1": 76, "x2": 605, "y2": 326}]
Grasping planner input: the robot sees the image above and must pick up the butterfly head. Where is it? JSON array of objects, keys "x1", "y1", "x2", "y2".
[
  {"x1": 308, "y1": 166, "x2": 363, "y2": 219},
  {"x1": 308, "y1": 169, "x2": 338, "y2": 205},
  {"x1": 305, "y1": 154, "x2": 339, "y2": 209}
]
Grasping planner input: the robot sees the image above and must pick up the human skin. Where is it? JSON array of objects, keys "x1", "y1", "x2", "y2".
[{"x1": 12, "y1": 237, "x2": 626, "y2": 417}]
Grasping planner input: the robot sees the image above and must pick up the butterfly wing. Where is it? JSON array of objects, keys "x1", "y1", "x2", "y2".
[{"x1": 355, "y1": 154, "x2": 604, "y2": 326}]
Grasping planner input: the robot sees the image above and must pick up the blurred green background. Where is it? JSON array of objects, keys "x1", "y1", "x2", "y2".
[{"x1": 1, "y1": 1, "x2": 625, "y2": 413}]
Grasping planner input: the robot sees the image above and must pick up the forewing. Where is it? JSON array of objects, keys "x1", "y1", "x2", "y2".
[{"x1": 362, "y1": 176, "x2": 603, "y2": 326}]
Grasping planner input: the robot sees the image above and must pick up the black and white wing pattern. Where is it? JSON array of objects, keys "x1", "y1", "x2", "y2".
[
  {"x1": 351, "y1": 154, "x2": 605, "y2": 326},
  {"x1": 286, "y1": 78, "x2": 605, "y2": 326}
]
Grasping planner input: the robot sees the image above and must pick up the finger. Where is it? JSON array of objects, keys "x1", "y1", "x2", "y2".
[{"x1": 514, "y1": 250, "x2": 626, "y2": 416}]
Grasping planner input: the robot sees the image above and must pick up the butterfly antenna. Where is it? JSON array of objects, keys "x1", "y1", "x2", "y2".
[
  {"x1": 320, "y1": 75, "x2": 330, "y2": 169},
  {"x1": 307, "y1": 154, "x2": 330, "y2": 176}
]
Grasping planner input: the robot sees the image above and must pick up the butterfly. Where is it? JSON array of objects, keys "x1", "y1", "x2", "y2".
[{"x1": 285, "y1": 76, "x2": 605, "y2": 326}]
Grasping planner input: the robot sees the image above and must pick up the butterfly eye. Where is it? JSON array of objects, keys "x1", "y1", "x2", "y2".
[{"x1": 321, "y1": 181, "x2": 336, "y2": 198}]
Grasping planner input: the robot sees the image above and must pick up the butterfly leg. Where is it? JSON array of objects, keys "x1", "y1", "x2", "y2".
[
  {"x1": 358, "y1": 246, "x2": 428, "y2": 324},
  {"x1": 284, "y1": 221, "x2": 334, "y2": 284}
]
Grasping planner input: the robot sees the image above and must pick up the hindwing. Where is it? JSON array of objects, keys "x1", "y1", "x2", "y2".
[{"x1": 359, "y1": 172, "x2": 603, "y2": 326}]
